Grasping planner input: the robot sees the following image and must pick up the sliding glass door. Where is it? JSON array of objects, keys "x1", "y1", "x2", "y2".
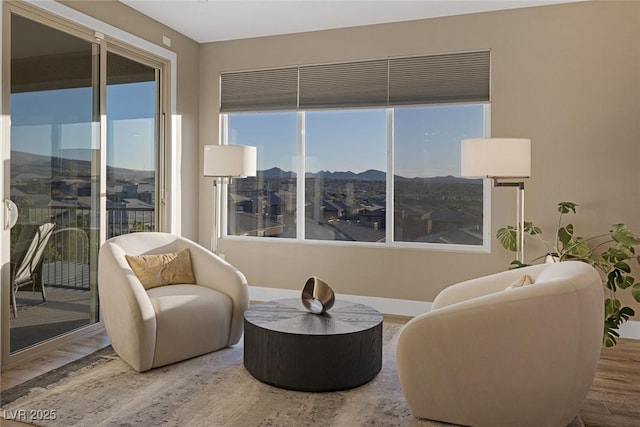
[
  {"x1": 106, "y1": 51, "x2": 160, "y2": 238},
  {"x1": 4, "y1": 10, "x2": 162, "y2": 358},
  {"x1": 8, "y1": 14, "x2": 101, "y2": 353}
]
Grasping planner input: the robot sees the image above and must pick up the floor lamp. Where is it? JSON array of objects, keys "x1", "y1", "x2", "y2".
[
  {"x1": 203, "y1": 145, "x2": 257, "y2": 254},
  {"x1": 461, "y1": 138, "x2": 531, "y2": 263}
]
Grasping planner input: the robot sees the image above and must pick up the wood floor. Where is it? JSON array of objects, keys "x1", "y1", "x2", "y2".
[
  {"x1": 580, "y1": 338, "x2": 640, "y2": 427},
  {"x1": 1, "y1": 330, "x2": 639, "y2": 427},
  {"x1": 1, "y1": 331, "x2": 110, "y2": 392}
]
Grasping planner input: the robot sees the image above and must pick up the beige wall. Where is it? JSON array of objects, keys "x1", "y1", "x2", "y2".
[
  {"x1": 61, "y1": 0, "x2": 201, "y2": 240},
  {"x1": 199, "y1": 1, "x2": 640, "y2": 303}
]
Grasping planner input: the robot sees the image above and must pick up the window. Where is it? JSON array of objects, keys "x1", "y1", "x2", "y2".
[
  {"x1": 224, "y1": 104, "x2": 486, "y2": 248},
  {"x1": 226, "y1": 112, "x2": 297, "y2": 238},
  {"x1": 305, "y1": 109, "x2": 387, "y2": 242},
  {"x1": 220, "y1": 51, "x2": 490, "y2": 249},
  {"x1": 393, "y1": 105, "x2": 485, "y2": 245}
]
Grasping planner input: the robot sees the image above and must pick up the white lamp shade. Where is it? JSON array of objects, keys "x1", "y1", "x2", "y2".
[
  {"x1": 461, "y1": 138, "x2": 531, "y2": 178},
  {"x1": 203, "y1": 145, "x2": 257, "y2": 177}
]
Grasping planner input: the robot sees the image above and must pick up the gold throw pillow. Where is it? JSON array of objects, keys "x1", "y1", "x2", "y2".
[{"x1": 125, "y1": 248, "x2": 196, "y2": 289}]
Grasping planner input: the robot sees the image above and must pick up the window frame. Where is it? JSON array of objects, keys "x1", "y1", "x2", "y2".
[{"x1": 221, "y1": 103, "x2": 491, "y2": 253}]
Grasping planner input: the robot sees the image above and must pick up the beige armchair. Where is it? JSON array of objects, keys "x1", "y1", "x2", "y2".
[
  {"x1": 98, "y1": 232, "x2": 249, "y2": 372},
  {"x1": 396, "y1": 261, "x2": 604, "y2": 427}
]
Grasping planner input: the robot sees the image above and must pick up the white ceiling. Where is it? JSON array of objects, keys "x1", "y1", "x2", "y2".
[{"x1": 120, "y1": 0, "x2": 584, "y2": 44}]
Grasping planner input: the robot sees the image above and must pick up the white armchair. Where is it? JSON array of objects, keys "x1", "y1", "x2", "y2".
[
  {"x1": 98, "y1": 232, "x2": 249, "y2": 372},
  {"x1": 396, "y1": 261, "x2": 604, "y2": 427}
]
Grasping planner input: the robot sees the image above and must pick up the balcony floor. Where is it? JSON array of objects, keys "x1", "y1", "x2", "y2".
[{"x1": 10, "y1": 286, "x2": 95, "y2": 353}]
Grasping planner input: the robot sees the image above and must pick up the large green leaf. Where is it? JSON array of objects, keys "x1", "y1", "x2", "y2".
[
  {"x1": 602, "y1": 247, "x2": 630, "y2": 263},
  {"x1": 611, "y1": 224, "x2": 640, "y2": 247},
  {"x1": 613, "y1": 261, "x2": 632, "y2": 274},
  {"x1": 617, "y1": 275, "x2": 635, "y2": 290},
  {"x1": 603, "y1": 333, "x2": 617, "y2": 348},
  {"x1": 557, "y1": 201, "x2": 578, "y2": 214},
  {"x1": 603, "y1": 322, "x2": 619, "y2": 347},
  {"x1": 558, "y1": 225, "x2": 573, "y2": 246},
  {"x1": 606, "y1": 270, "x2": 620, "y2": 291},
  {"x1": 604, "y1": 298, "x2": 621, "y2": 315},
  {"x1": 632, "y1": 283, "x2": 640, "y2": 303},
  {"x1": 523, "y1": 221, "x2": 542, "y2": 235},
  {"x1": 621, "y1": 306, "x2": 635, "y2": 317},
  {"x1": 565, "y1": 237, "x2": 591, "y2": 257},
  {"x1": 509, "y1": 260, "x2": 529, "y2": 269},
  {"x1": 602, "y1": 293, "x2": 636, "y2": 347},
  {"x1": 497, "y1": 226, "x2": 517, "y2": 252}
]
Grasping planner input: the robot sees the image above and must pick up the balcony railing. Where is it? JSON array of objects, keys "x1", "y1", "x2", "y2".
[{"x1": 11, "y1": 205, "x2": 154, "y2": 290}]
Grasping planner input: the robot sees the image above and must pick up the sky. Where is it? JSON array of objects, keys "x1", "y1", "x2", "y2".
[
  {"x1": 228, "y1": 104, "x2": 485, "y2": 178},
  {"x1": 10, "y1": 82, "x2": 157, "y2": 171},
  {"x1": 11, "y1": 85, "x2": 484, "y2": 178}
]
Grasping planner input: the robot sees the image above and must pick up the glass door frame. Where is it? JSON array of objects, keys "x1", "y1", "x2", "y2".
[{"x1": 0, "y1": 0, "x2": 176, "y2": 371}]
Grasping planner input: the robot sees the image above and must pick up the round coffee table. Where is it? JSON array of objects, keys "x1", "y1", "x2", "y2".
[{"x1": 243, "y1": 298, "x2": 383, "y2": 392}]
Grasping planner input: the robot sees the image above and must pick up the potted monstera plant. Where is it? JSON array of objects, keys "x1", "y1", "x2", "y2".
[{"x1": 497, "y1": 202, "x2": 640, "y2": 347}]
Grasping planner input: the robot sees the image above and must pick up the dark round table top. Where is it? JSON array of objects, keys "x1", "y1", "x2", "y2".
[{"x1": 244, "y1": 298, "x2": 383, "y2": 336}]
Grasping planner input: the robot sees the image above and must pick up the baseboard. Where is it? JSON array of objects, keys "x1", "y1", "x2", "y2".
[
  {"x1": 618, "y1": 320, "x2": 640, "y2": 341},
  {"x1": 249, "y1": 286, "x2": 640, "y2": 340}
]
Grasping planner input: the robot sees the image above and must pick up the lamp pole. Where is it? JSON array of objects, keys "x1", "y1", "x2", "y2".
[
  {"x1": 494, "y1": 179, "x2": 525, "y2": 263},
  {"x1": 211, "y1": 178, "x2": 220, "y2": 253}
]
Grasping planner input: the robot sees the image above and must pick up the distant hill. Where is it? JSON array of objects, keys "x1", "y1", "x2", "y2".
[
  {"x1": 357, "y1": 169, "x2": 387, "y2": 181},
  {"x1": 10, "y1": 150, "x2": 154, "y2": 181},
  {"x1": 258, "y1": 167, "x2": 296, "y2": 179}
]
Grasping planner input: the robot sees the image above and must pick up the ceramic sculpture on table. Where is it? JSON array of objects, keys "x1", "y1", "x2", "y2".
[{"x1": 301, "y1": 276, "x2": 335, "y2": 314}]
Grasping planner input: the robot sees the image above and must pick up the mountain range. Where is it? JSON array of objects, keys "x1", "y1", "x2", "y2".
[
  {"x1": 10, "y1": 151, "x2": 476, "y2": 184},
  {"x1": 259, "y1": 167, "x2": 475, "y2": 183}
]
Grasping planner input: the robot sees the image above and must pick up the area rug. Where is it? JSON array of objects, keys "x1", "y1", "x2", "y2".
[{"x1": 1, "y1": 321, "x2": 583, "y2": 427}]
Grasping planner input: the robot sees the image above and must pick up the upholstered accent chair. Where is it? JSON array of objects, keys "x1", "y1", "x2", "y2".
[
  {"x1": 396, "y1": 261, "x2": 604, "y2": 427},
  {"x1": 98, "y1": 232, "x2": 249, "y2": 372}
]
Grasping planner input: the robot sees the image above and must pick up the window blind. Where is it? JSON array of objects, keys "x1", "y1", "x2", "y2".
[
  {"x1": 220, "y1": 67, "x2": 298, "y2": 112},
  {"x1": 389, "y1": 51, "x2": 490, "y2": 105},
  {"x1": 219, "y1": 50, "x2": 490, "y2": 112},
  {"x1": 298, "y1": 59, "x2": 388, "y2": 109}
]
